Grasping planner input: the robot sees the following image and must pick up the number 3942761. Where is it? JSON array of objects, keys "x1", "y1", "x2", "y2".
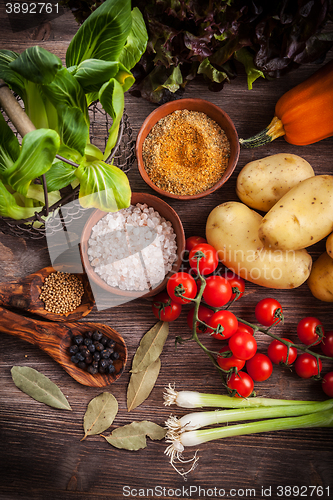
[{"x1": 6, "y1": 3, "x2": 59, "y2": 14}]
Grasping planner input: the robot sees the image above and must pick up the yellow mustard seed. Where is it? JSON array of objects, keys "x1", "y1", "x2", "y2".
[{"x1": 39, "y1": 271, "x2": 84, "y2": 315}]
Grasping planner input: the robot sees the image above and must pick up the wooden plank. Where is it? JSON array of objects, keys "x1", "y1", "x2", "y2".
[{"x1": 0, "y1": 7, "x2": 332, "y2": 499}]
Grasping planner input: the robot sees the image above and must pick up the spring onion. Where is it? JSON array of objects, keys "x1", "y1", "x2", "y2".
[
  {"x1": 163, "y1": 387, "x2": 333, "y2": 478},
  {"x1": 165, "y1": 408, "x2": 333, "y2": 457},
  {"x1": 163, "y1": 384, "x2": 318, "y2": 409},
  {"x1": 165, "y1": 399, "x2": 333, "y2": 432}
]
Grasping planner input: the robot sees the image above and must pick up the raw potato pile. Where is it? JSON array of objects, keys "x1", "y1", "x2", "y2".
[{"x1": 206, "y1": 153, "x2": 333, "y2": 299}]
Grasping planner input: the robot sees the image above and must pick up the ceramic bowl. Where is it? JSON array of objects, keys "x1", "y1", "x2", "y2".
[
  {"x1": 136, "y1": 98, "x2": 240, "y2": 200},
  {"x1": 80, "y1": 193, "x2": 185, "y2": 299}
]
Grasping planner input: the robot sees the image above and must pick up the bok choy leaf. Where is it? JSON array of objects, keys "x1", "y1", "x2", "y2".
[
  {"x1": 9, "y1": 46, "x2": 62, "y2": 85},
  {"x1": 1, "y1": 128, "x2": 59, "y2": 196},
  {"x1": 66, "y1": 0, "x2": 132, "y2": 67},
  {"x1": 118, "y1": 7, "x2": 149, "y2": 73},
  {"x1": 0, "y1": 113, "x2": 20, "y2": 172},
  {"x1": 0, "y1": 180, "x2": 39, "y2": 219},
  {"x1": 75, "y1": 158, "x2": 131, "y2": 211},
  {"x1": 99, "y1": 78, "x2": 124, "y2": 160},
  {"x1": 44, "y1": 160, "x2": 77, "y2": 192}
]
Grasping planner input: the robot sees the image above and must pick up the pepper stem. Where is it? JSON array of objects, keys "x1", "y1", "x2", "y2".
[{"x1": 239, "y1": 116, "x2": 286, "y2": 148}]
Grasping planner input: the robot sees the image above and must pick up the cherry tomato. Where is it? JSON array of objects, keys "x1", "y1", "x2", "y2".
[
  {"x1": 224, "y1": 270, "x2": 245, "y2": 301},
  {"x1": 297, "y1": 317, "x2": 324, "y2": 346},
  {"x1": 255, "y1": 298, "x2": 283, "y2": 327},
  {"x1": 187, "y1": 305, "x2": 214, "y2": 334},
  {"x1": 267, "y1": 338, "x2": 297, "y2": 365},
  {"x1": 236, "y1": 323, "x2": 254, "y2": 336},
  {"x1": 202, "y1": 275, "x2": 232, "y2": 308},
  {"x1": 189, "y1": 243, "x2": 219, "y2": 275},
  {"x1": 321, "y1": 331, "x2": 333, "y2": 357},
  {"x1": 322, "y1": 372, "x2": 333, "y2": 397},
  {"x1": 185, "y1": 236, "x2": 207, "y2": 252},
  {"x1": 167, "y1": 272, "x2": 197, "y2": 304},
  {"x1": 208, "y1": 310, "x2": 238, "y2": 340},
  {"x1": 246, "y1": 353, "x2": 273, "y2": 382},
  {"x1": 227, "y1": 371, "x2": 254, "y2": 398},
  {"x1": 151, "y1": 292, "x2": 182, "y2": 322},
  {"x1": 217, "y1": 345, "x2": 245, "y2": 372},
  {"x1": 229, "y1": 331, "x2": 257, "y2": 360},
  {"x1": 294, "y1": 353, "x2": 322, "y2": 379}
]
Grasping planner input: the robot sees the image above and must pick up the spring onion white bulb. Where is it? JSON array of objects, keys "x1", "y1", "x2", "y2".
[{"x1": 163, "y1": 384, "x2": 319, "y2": 409}]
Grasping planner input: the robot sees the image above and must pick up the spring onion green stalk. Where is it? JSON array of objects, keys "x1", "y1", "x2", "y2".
[
  {"x1": 165, "y1": 406, "x2": 333, "y2": 477},
  {"x1": 165, "y1": 399, "x2": 333, "y2": 432},
  {"x1": 163, "y1": 385, "x2": 318, "y2": 409}
]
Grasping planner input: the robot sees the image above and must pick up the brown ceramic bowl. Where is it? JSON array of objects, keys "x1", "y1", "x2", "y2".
[
  {"x1": 80, "y1": 193, "x2": 185, "y2": 299},
  {"x1": 136, "y1": 98, "x2": 240, "y2": 200}
]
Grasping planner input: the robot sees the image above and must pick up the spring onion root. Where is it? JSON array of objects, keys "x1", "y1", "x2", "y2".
[{"x1": 163, "y1": 384, "x2": 319, "y2": 409}]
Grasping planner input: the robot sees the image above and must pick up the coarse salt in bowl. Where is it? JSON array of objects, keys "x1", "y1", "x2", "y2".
[{"x1": 80, "y1": 193, "x2": 185, "y2": 299}]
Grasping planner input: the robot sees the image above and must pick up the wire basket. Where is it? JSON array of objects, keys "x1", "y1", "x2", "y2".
[{"x1": 0, "y1": 100, "x2": 136, "y2": 240}]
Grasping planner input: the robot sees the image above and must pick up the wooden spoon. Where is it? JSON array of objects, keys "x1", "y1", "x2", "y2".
[
  {"x1": 0, "y1": 266, "x2": 95, "y2": 321},
  {"x1": 0, "y1": 306, "x2": 127, "y2": 387}
]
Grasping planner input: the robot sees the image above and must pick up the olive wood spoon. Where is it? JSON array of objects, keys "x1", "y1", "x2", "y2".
[
  {"x1": 0, "y1": 306, "x2": 127, "y2": 387},
  {"x1": 0, "y1": 266, "x2": 95, "y2": 321}
]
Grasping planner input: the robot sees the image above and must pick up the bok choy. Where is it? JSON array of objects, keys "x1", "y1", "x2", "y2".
[{"x1": 0, "y1": 0, "x2": 148, "y2": 220}]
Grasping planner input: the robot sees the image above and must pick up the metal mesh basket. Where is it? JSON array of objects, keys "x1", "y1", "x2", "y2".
[{"x1": 0, "y1": 100, "x2": 136, "y2": 240}]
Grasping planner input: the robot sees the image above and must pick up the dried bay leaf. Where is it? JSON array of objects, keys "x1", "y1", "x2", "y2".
[
  {"x1": 127, "y1": 357, "x2": 161, "y2": 411},
  {"x1": 11, "y1": 366, "x2": 71, "y2": 410},
  {"x1": 103, "y1": 421, "x2": 166, "y2": 450},
  {"x1": 131, "y1": 321, "x2": 169, "y2": 374},
  {"x1": 82, "y1": 392, "x2": 118, "y2": 440}
]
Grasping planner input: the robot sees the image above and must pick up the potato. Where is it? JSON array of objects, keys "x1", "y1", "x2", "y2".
[
  {"x1": 236, "y1": 153, "x2": 314, "y2": 211},
  {"x1": 326, "y1": 232, "x2": 333, "y2": 258},
  {"x1": 307, "y1": 251, "x2": 333, "y2": 302},
  {"x1": 206, "y1": 201, "x2": 312, "y2": 289},
  {"x1": 259, "y1": 175, "x2": 333, "y2": 251}
]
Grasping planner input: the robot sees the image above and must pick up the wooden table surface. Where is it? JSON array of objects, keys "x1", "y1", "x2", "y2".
[{"x1": 1, "y1": 7, "x2": 333, "y2": 500}]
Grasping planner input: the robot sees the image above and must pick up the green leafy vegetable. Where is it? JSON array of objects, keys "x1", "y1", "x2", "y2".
[
  {"x1": 119, "y1": 0, "x2": 333, "y2": 103},
  {"x1": 65, "y1": 0, "x2": 132, "y2": 67},
  {"x1": 75, "y1": 157, "x2": 131, "y2": 211},
  {"x1": 44, "y1": 160, "x2": 77, "y2": 192},
  {"x1": 0, "y1": 0, "x2": 148, "y2": 218},
  {"x1": 2, "y1": 129, "x2": 59, "y2": 196},
  {"x1": 99, "y1": 78, "x2": 125, "y2": 159},
  {"x1": 103, "y1": 421, "x2": 166, "y2": 450},
  {"x1": 11, "y1": 366, "x2": 72, "y2": 410},
  {"x1": 82, "y1": 392, "x2": 118, "y2": 440},
  {"x1": 0, "y1": 112, "x2": 20, "y2": 173},
  {"x1": 10, "y1": 46, "x2": 62, "y2": 85},
  {"x1": 0, "y1": 181, "x2": 39, "y2": 219}
]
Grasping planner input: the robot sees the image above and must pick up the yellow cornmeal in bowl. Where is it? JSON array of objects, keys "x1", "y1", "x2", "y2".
[{"x1": 142, "y1": 109, "x2": 231, "y2": 196}]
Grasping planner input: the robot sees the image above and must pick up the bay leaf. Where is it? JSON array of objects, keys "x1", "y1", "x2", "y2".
[
  {"x1": 131, "y1": 321, "x2": 169, "y2": 374},
  {"x1": 127, "y1": 357, "x2": 161, "y2": 411},
  {"x1": 103, "y1": 421, "x2": 166, "y2": 450},
  {"x1": 82, "y1": 392, "x2": 118, "y2": 440},
  {"x1": 11, "y1": 366, "x2": 71, "y2": 410}
]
